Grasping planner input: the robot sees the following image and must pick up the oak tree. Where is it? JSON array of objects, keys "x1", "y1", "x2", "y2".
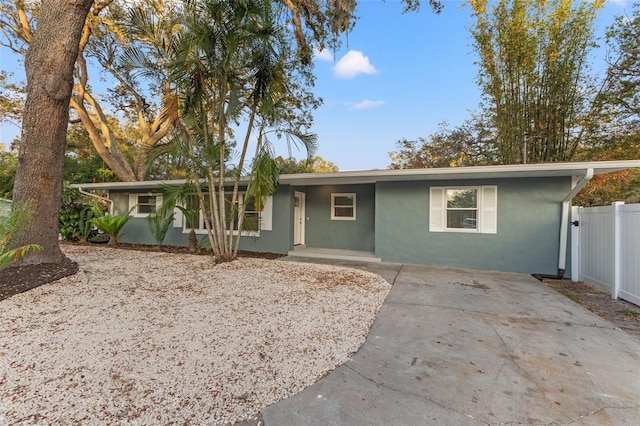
[{"x1": 12, "y1": 0, "x2": 94, "y2": 264}]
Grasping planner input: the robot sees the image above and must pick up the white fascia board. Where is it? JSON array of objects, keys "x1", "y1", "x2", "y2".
[
  {"x1": 69, "y1": 177, "x2": 250, "y2": 191},
  {"x1": 69, "y1": 179, "x2": 190, "y2": 191},
  {"x1": 69, "y1": 160, "x2": 640, "y2": 190},
  {"x1": 281, "y1": 160, "x2": 640, "y2": 186}
]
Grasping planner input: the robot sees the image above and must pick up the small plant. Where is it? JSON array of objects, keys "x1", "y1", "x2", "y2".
[
  {"x1": 78, "y1": 206, "x2": 103, "y2": 242},
  {"x1": 0, "y1": 202, "x2": 42, "y2": 270},
  {"x1": 557, "y1": 289, "x2": 580, "y2": 304},
  {"x1": 177, "y1": 206, "x2": 199, "y2": 252},
  {"x1": 159, "y1": 184, "x2": 200, "y2": 252},
  {"x1": 92, "y1": 214, "x2": 132, "y2": 245},
  {"x1": 146, "y1": 206, "x2": 175, "y2": 249},
  {"x1": 622, "y1": 308, "x2": 639, "y2": 319}
]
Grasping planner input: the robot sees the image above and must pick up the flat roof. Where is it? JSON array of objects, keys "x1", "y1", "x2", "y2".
[{"x1": 69, "y1": 160, "x2": 640, "y2": 190}]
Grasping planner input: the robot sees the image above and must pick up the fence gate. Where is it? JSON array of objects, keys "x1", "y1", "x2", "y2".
[{"x1": 574, "y1": 202, "x2": 640, "y2": 306}]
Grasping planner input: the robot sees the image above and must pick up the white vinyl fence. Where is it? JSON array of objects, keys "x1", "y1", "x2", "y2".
[{"x1": 573, "y1": 202, "x2": 640, "y2": 306}]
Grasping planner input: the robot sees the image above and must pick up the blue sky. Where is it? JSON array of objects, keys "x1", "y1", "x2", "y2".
[
  {"x1": 305, "y1": 0, "x2": 629, "y2": 170},
  {"x1": 0, "y1": 0, "x2": 631, "y2": 171}
]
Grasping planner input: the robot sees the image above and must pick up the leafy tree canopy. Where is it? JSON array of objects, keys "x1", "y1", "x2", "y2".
[
  {"x1": 388, "y1": 119, "x2": 495, "y2": 169},
  {"x1": 275, "y1": 155, "x2": 338, "y2": 173},
  {"x1": 468, "y1": 0, "x2": 604, "y2": 163}
]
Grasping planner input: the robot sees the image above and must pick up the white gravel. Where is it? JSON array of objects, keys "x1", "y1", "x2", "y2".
[{"x1": 0, "y1": 245, "x2": 391, "y2": 425}]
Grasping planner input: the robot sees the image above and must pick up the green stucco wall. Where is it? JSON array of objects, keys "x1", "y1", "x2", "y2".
[
  {"x1": 375, "y1": 177, "x2": 571, "y2": 274},
  {"x1": 106, "y1": 177, "x2": 572, "y2": 274},
  {"x1": 111, "y1": 187, "x2": 293, "y2": 254},
  {"x1": 300, "y1": 184, "x2": 375, "y2": 251}
]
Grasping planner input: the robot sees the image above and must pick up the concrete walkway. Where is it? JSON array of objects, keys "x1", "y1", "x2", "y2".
[{"x1": 259, "y1": 258, "x2": 640, "y2": 425}]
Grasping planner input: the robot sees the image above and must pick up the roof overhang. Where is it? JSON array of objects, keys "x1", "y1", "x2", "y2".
[
  {"x1": 280, "y1": 160, "x2": 640, "y2": 186},
  {"x1": 70, "y1": 179, "x2": 191, "y2": 191},
  {"x1": 69, "y1": 160, "x2": 640, "y2": 190}
]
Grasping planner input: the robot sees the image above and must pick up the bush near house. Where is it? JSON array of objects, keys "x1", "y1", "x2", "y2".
[
  {"x1": 91, "y1": 214, "x2": 132, "y2": 245},
  {"x1": 59, "y1": 185, "x2": 106, "y2": 241}
]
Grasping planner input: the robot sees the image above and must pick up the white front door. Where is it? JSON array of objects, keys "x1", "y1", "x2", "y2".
[{"x1": 294, "y1": 192, "x2": 305, "y2": 245}]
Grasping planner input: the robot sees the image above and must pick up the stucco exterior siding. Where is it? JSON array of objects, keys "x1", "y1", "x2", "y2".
[
  {"x1": 375, "y1": 177, "x2": 571, "y2": 274},
  {"x1": 110, "y1": 187, "x2": 293, "y2": 254},
  {"x1": 300, "y1": 184, "x2": 375, "y2": 252}
]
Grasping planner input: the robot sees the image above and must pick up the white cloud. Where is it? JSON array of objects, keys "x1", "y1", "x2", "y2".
[
  {"x1": 351, "y1": 100, "x2": 385, "y2": 110},
  {"x1": 607, "y1": 0, "x2": 627, "y2": 7},
  {"x1": 313, "y1": 47, "x2": 333, "y2": 61},
  {"x1": 333, "y1": 50, "x2": 378, "y2": 79}
]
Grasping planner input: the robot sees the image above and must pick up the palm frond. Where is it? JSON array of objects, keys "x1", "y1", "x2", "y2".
[
  {"x1": 247, "y1": 143, "x2": 279, "y2": 208},
  {"x1": 0, "y1": 244, "x2": 42, "y2": 270},
  {"x1": 0, "y1": 201, "x2": 41, "y2": 270}
]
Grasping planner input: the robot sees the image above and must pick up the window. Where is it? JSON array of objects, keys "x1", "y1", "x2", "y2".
[
  {"x1": 129, "y1": 193, "x2": 161, "y2": 217},
  {"x1": 429, "y1": 186, "x2": 497, "y2": 234},
  {"x1": 446, "y1": 188, "x2": 477, "y2": 230},
  {"x1": 174, "y1": 193, "x2": 273, "y2": 235},
  {"x1": 224, "y1": 194, "x2": 260, "y2": 232},
  {"x1": 331, "y1": 193, "x2": 356, "y2": 220}
]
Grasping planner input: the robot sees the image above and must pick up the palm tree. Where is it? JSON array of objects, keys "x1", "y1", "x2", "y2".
[{"x1": 168, "y1": 0, "x2": 317, "y2": 262}]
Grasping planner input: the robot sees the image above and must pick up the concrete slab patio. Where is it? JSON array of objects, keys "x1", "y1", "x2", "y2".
[{"x1": 261, "y1": 258, "x2": 640, "y2": 425}]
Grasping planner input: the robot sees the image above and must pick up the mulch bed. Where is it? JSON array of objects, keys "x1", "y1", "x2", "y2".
[
  {"x1": 544, "y1": 278, "x2": 640, "y2": 340},
  {"x1": 2, "y1": 244, "x2": 639, "y2": 342},
  {"x1": 0, "y1": 257, "x2": 78, "y2": 301}
]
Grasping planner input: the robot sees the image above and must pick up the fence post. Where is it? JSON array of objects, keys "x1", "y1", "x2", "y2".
[
  {"x1": 612, "y1": 201, "x2": 624, "y2": 300},
  {"x1": 571, "y1": 206, "x2": 580, "y2": 282}
]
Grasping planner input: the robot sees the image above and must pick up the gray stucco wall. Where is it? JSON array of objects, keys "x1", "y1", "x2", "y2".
[
  {"x1": 111, "y1": 187, "x2": 293, "y2": 254},
  {"x1": 300, "y1": 184, "x2": 375, "y2": 251},
  {"x1": 375, "y1": 177, "x2": 571, "y2": 274}
]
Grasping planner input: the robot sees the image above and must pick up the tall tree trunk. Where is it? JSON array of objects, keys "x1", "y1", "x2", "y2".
[{"x1": 12, "y1": 0, "x2": 94, "y2": 264}]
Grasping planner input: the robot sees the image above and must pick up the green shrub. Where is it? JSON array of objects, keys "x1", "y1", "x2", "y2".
[
  {"x1": 92, "y1": 214, "x2": 132, "y2": 245},
  {"x1": 0, "y1": 202, "x2": 41, "y2": 270},
  {"x1": 177, "y1": 206, "x2": 199, "y2": 252},
  {"x1": 58, "y1": 184, "x2": 105, "y2": 241},
  {"x1": 146, "y1": 207, "x2": 175, "y2": 248}
]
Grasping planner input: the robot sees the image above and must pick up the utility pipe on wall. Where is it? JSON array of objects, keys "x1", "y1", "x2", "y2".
[{"x1": 77, "y1": 187, "x2": 114, "y2": 216}]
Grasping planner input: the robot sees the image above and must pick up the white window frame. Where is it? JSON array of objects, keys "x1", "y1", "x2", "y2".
[
  {"x1": 429, "y1": 186, "x2": 497, "y2": 234},
  {"x1": 174, "y1": 193, "x2": 272, "y2": 237},
  {"x1": 331, "y1": 193, "x2": 356, "y2": 221},
  {"x1": 129, "y1": 193, "x2": 162, "y2": 218}
]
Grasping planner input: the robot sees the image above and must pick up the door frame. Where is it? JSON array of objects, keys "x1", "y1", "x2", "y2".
[{"x1": 294, "y1": 191, "x2": 306, "y2": 246}]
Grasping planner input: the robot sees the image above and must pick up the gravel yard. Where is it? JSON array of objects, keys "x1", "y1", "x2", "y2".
[{"x1": 0, "y1": 245, "x2": 391, "y2": 425}]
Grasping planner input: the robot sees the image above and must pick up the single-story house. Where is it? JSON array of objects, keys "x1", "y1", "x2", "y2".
[{"x1": 70, "y1": 160, "x2": 640, "y2": 275}]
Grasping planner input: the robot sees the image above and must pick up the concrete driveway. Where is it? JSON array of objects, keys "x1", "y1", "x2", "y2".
[{"x1": 260, "y1": 260, "x2": 640, "y2": 425}]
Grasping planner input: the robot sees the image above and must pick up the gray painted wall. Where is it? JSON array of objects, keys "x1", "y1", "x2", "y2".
[
  {"x1": 301, "y1": 184, "x2": 375, "y2": 251},
  {"x1": 111, "y1": 187, "x2": 293, "y2": 254},
  {"x1": 375, "y1": 177, "x2": 571, "y2": 274},
  {"x1": 106, "y1": 177, "x2": 572, "y2": 274}
]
